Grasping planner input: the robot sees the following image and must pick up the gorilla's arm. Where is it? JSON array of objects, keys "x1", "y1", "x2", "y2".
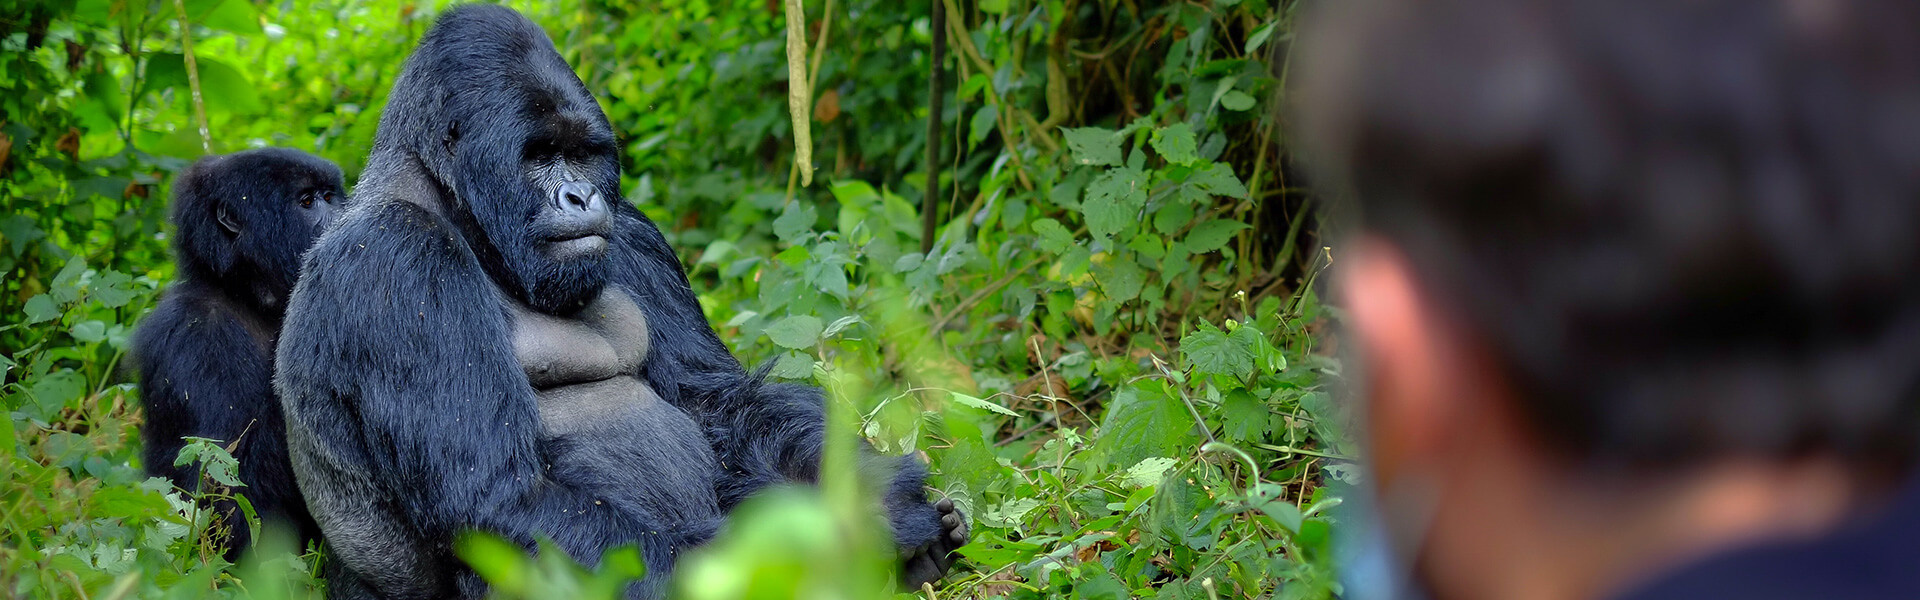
[
  {"x1": 132, "y1": 292, "x2": 312, "y2": 553},
  {"x1": 133, "y1": 291, "x2": 271, "y2": 489},
  {"x1": 277, "y1": 202, "x2": 702, "y2": 593},
  {"x1": 606, "y1": 208, "x2": 962, "y2": 567}
]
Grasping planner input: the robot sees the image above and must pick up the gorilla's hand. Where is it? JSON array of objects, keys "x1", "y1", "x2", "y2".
[{"x1": 900, "y1": 497, "x2": 969, "y2": 589}]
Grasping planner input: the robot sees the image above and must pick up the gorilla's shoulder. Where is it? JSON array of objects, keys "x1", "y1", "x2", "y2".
[{"x1": 308, "y1": 198, "x2": 474, "y2": 272}]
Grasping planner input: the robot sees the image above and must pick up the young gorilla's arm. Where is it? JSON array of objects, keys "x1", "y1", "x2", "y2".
[
  {"x1": 132, "y1": 293, "x2": 282, "y2": 551},
  {"x1": 607, "y1": 209, "x2": 967, "y2": 584},
  {"x1": 134, "y1": 293, "x2": 269, "y2": 487},
  {"x1": 277, "y1": 201, "x2": 704, "y2": 598}
]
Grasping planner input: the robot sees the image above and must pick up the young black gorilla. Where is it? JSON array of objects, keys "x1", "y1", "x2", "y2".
[
  {"x1": 274, "y1": 6, "x2": 965, "y2": 598},
  {"x1": 133, "y1": 148, "x2": 346, "y2": 555}
]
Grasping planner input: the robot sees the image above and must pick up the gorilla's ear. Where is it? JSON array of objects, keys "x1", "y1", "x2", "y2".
[
  {"x1": 216, "y1": 203, "x2": 241, "y2": 237},
  {"x1": 442, "y1": 119, "x2": 461, "y2": 154}
]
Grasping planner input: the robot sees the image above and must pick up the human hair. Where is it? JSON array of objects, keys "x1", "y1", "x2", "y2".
[{"x1": 1299, "y1": 0, "x2": 1920, "y2": 471}]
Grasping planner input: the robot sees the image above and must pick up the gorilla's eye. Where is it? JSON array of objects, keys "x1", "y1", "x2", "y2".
[{"x1": 300, "y1": 192, "x2": 316, "y2": 209}]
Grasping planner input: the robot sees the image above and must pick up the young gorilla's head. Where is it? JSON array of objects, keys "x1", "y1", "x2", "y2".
[
  {"x1": 172, "y1": 148, "x2": 347, "y2": 314},
  {"x1": 379, "y1": 4, "x2": 623, "y2": 315}
]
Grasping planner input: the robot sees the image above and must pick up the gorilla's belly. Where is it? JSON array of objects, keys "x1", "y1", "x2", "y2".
[
  {"x1": 536, "y1": 374, "x2": 676, "y2": 436},
  {"x1": 535, "y1": 375, "x2": 720, "y2": 521},
  {"x1": 510, "y1": 290, "x2": 720, "y2": 521}
]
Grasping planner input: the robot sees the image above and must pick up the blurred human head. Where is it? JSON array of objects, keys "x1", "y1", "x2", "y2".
[{"x1": 1298, "y1": 0, "x2": 1920, "y2": 597}]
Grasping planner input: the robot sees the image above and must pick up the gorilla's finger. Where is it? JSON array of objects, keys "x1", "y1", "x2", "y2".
[
  {"x1": 942, "y1": 512, "x2": 961, "y2": 528},
  {"x1": 936, "y1": 497, "x2": 954, "y2": 512}
]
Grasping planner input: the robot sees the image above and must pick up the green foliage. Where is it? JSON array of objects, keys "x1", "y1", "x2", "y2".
[{"x1": 1, "y1": 0, "x2": 1341, "y2": 598}]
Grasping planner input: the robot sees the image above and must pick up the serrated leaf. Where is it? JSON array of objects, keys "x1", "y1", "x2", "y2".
[
  {"x1": 1095, "y1": 385, "x2": 1201, "y2": 468},
  {"x1": 1186, "y1": 219, "x2": 1250, "y2": 253},
  {"x1": 951, "y1": 392, "x2": 1019, "y2": 417},
  {"x1": 1154, "y1": 202, "x2": 1195, "y2": 235},
  {"x1": 1094, "y1": 257, "x2": 1146, "y2": 302},
  {"x1": 1220, "y1": 390, "x2": 1270, "y2": 442},
  {"x1": 70, "y1": 320, "x2": 106, "y2": 344},
  {"x1": 892, "y1": 252, "x2": 924, "y2": 273},
  {"x1": 772, "y1": 201, "x2": 816, "y2": 242},
  {"x1": 1181, "y1": 322, "x2": 1254, "y2": 379},
  {"x1": 1230, "y1": 324, "x2": 1285, "y2": 374},
  {"x1": 23, "y1": 294, "x2": 60, "y2": 324},
  {"x1": 1031, "y1": 218, "x2": 1075, "y2": 254},
  {"x1": 1081, "y1": 166, "x2": 1147, "y2": 239},
  {"x1": 821, "y1": 315, "x2": 862, "y2": 337},
  {"x1": 1150, "y1": 123, "x2": 1199, "y2": 165},
  {"x1": 771, "y1": 351, "x2": 815, "y2": 379},
  {"x1": 1062, "y1": 127, "x2": 1123, "y2": 166},
  {"x1": 1187, "y1": 163, "x2": 1250, "y2": 199},
  {"x1": 91, "y1": 270, "x2": 135, "y2": 307},
  {"x1": 1124, "y1": 457, "x2": 1178, "y2": 488},
  {"x1": 765, "y1": 315, "x2": 825, "y2": 349}
]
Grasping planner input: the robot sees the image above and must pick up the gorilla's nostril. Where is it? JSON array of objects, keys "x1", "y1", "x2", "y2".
[{"x1": 556, "y1": 181, "x2": 596, "y2": 211}]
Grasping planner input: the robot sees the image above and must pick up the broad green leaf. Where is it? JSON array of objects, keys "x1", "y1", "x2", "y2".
[
  {"x1": 1031, "y1": 218, "x2": 1075, "y2": 254},
  {"x1": 980, "y1": 497, "x2": 1043, "y2": 527},
  {"x1": 142, "y1": 54, "x2": 263, "y2": 115},
  {"x1": 1248, "y1": 21, "x2": 1279, "y2": 53},
  {"x1": 951, "y1": 392, "x2": 1019, "y2": 417},
  {"x1": 456, "y1": 532, "x2": 533, "y2": 594},
  {"x1": 1182, "y1": 322, "x2": 1255, "y2": 379},
  {"x1": 1221, "y1": 90, "x2": 1257, "y2": 111},
  {"x1": 1094, "y1": 257, "x2": 1146, "y2": 302},
  {"x1": 1154, "y1": 201, "x2": 1195, "y2": 235},
  {"x1": 772, "y1": 201, "x2": 816, "y2": 242},
  {"x1": 1151, "y1": 123, "x2": 1199, "y2": 165},
  {"x1": 194, "y1": 0, "x2": 263, "y2": 34},
  {"x1": 1188, "y1": 163, "x2": 1250, "y2": 199},
  {"x1": 1259, "y1": 499, "x2": 1304, "y2": 533},
  {"x1": 959, "y1": 73, "x2": 992, "y2": 101},
  {"x1": 1220, "y1": 390, "x2": 1270, "y2": 442},
  {"x1": 1186, "y1": 219, "x2": 1250, "y2": 253},
  {"x1": 1062, "y1": 126, "x2": 1123, "y2": 166},
  {"x1": 23, "y1": 294, "x2": 60, "y2": 324},
  {"x1": 1077, "y1": 569, "x2": 1128, "y2": 600},
  {"x1": 765, "y1": 315, "x2": 825, "y2": 349},
  {"x1": 70, "y1": 320, "x2": 106, "y2": 344},
  {"x1": 1124, "y1": 457, "x2": 1178, "y2": 488},
  {"x1": 1081, "y1": 166, "x2": 1147, "y2": 239},
  {"x1": 1095, "y1": 384, "x2": 1202, "y2": 468},
  {"x1": 91, "y1": 270, "x2": 136, "y2": 307},
  {"x1": 772, "y1": 351, "x2": 815, "y2": 379},
  {"x1": 969, "y1": 104, "x2": 997, "y2": 145}
]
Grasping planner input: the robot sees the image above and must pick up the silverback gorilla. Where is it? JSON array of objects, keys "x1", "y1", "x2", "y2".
[
  {"x1": 274, "y1": 6, "x2": 964, "y2": 598},
  {"x1": 134, "y1": 148, "x2": 346, "y2": 556}
]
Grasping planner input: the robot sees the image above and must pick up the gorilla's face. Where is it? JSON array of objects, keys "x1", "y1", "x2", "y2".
[
  {"x1": 178, "y1": 148, "x2": 347, "y2": 311},
  {"x1": 453, "y1": 79, "x2": 622, "y2": 315}
]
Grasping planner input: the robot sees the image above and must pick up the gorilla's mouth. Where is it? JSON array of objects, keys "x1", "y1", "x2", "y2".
[{"x1": 544, "y1": 233, "x2": 609, "y2": 261}]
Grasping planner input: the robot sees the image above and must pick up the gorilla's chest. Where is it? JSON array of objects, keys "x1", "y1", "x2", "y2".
[{"x1": 507, "y1": 289, "x2": 682, "y2": 437}]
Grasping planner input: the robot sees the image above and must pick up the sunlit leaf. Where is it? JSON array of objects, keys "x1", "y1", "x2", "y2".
[
  {"x1": 1062, "y1": 126, "x2": 1123, "y2": 166},
  {"x1": 951, "y1": 391, "x2": 1019, "y2": 417},
  {"x1": 766, "y1": 315, "x2": 824, "y2": 349}
]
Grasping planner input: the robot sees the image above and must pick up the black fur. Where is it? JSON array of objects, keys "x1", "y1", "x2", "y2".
[
  {"x1": 274, "y1": 6, "x2": 961, "y2": 599},
  {"x1": 132, "y1": 148, "x2": 347, "y2": 556}
]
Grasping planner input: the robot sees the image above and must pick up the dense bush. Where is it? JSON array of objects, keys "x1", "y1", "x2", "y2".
[{"x1": 0, "y1": 0, "x2": 1346, "y2": 598}]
